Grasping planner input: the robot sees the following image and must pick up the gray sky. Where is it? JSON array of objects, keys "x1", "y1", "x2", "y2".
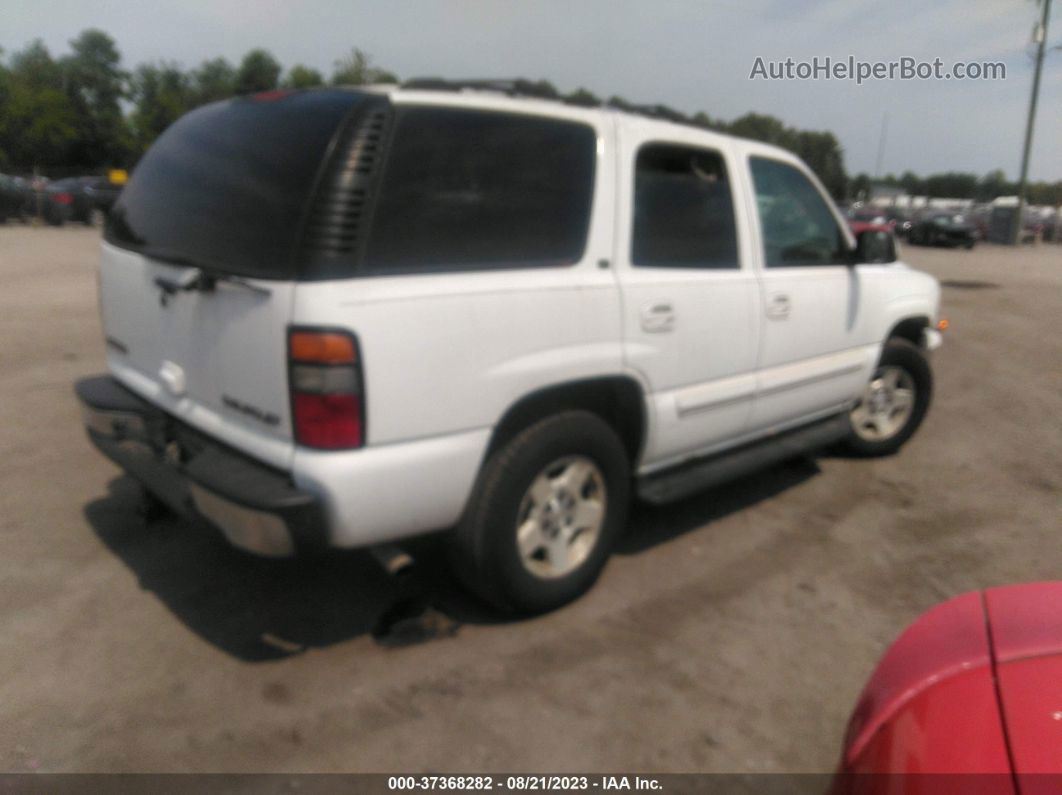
[{"x1": 5, "y1": 0, "x2": 1060, "y2": 180}]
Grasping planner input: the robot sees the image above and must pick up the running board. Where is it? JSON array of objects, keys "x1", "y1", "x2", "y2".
[{"x1": 636, "y1": 414, "x2": 850, "y2": 505}]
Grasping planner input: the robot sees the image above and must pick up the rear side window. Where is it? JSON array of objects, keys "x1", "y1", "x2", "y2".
[
  {"x1": 362, "y1": 107, "x2": 596, "y2": 274},
  {"x1": 106, "y1": 90, "x2": 369, "y2": 279},
  {"x1": 632, "y1": 144, "x2": 739, "y2": 269}
]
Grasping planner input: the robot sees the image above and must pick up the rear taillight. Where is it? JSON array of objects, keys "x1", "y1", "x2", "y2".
[
  {"x1": 288, "y1": 329, "x2": 364, "y2": 449},
  {"x1": 54, "y1": 192, "x2": 73, "y2": 205}
]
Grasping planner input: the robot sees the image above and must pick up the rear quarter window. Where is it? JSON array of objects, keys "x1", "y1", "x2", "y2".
[{"x1": 361, "y1": 107, "x2": 597, "y2": 274}]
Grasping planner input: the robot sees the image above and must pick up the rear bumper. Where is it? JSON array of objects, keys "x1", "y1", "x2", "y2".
[{"x1": 75, "y1": 375, "x2": 325, "y2": 557}]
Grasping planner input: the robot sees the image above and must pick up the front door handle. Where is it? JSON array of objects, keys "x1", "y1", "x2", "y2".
[
  {"x1": 766, "y1": 292, "x2": 791, "y2": 320},
  {"x1": 641, "y1": 301, "x2": 675, "y2": 333}
]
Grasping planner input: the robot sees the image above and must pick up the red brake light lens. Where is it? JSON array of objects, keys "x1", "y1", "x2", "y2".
[
  {"x1": 292, "y1": 393, "x2": 362, "y2": 449},
  {"x1": 289, "y1": 329, "x2": 364, "y2": 450},
  {"x1": 54, "y1": 192, "x2": 73, "y2": 205}
]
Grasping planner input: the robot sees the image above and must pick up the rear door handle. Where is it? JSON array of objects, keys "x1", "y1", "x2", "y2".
[
  {"x1": 641, "y1": 301, "x2": 675, "y2": 333},
  {"x1": 766, "y1": 293, "x2": 791, "y2": 320}
]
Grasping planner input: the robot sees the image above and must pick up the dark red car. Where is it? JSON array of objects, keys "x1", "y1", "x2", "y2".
[
  {"x1": 847, "y1": 207, "x2": 897, "y2": 235},
  {"x1": 834, "y1": 582, "x2": 1062, "y2": 794}
]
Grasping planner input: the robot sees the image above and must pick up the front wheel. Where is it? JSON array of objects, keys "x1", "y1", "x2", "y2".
[
  {"x1": 450, "y1": 411, "x2": 630, "y2": 614},
  {"x1": 842, "y1": 338, "x2": 932, "y2": 456}
]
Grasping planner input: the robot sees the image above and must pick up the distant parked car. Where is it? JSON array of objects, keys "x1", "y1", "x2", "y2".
[
  {"x1": 31, "y1": 181, "x2": 77, "y2": 226},
  {"x1": 908, "y1": 212, "x2": 977, "y2": 248},
  {"x1": 882, "y1": 208, "x2": 912, "y2": 238},
  {"x1": 847, "y1": 207, "x2": 894, "y2": 231},
  {"x1": 833, "y1": 582, "x2": 1062, "y2": 792},
  {"x1": 49, "y1": 177, "x2": 107, "y2": 225},
  {"x1": 0, "y1": 174, "x2": 32, "y2": 222},
  {"x1": 83, "y1": 175, "x2": 123, "y2": 216}
]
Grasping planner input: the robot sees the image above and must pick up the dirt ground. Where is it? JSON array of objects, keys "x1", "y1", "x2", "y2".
[{"x1": 1, "y1": 225, "x2": 1059, "y2": 774}]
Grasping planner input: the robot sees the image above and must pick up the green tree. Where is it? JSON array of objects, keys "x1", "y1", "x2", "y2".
[
  {"x1": 898, "y1": 170, "x2": 924, "y2": 196},
  {"x1": 282, "y1": 64, "x2": 324, "y2": 89},
  {"x1": 235, "y1": 49, "x2": 281, "y2": 94},
  {"x1": 1027, "y1": 181, "x2": 1062, "y2": 205},
  {"x1": 564, "y1": 87, "x2": 599, "y2": 107},
  {"x1": 61, "y1": 29, "x2": 128, "y2": 167},
  {"x1": 129, "y1": 62, "x2": 189, "y2": 152},
  {"x1": 0, "y1": 52, "x2": 8, "y2": 168},
  {"x1": 793, "y1": 130, "x2": 846, "y2": 198},
  {"x1": 0, "y1": 40, "x2": 77, "y2": 169},
  {"x1": 0, "y1": 81, "x2": 77, "y2": 169},
  {"x1": 331, "y1": 48, "x2": 396, "y2": 85},
  {"x1": 513, "y1": 78, "x2": 559, "y2": 99},
  {"x1": 189, "y1": 57, "x2": 236, "y2": 106},
  {"x1": 849, "y1": 173, "x2": 872, "y2": 201},
  {"x1": 977, "y1": 169, "x2": 1010, "y2": 201},
  {"x1": 690, "y1": 111, "x2": 723, "y2": 131},
  {"x1": 726, "y1": 112, "x2": 795, "y2": 149},
  {"x1": 725, "y1": 113, "x2": 846, "y2": 197},
  {"x1": 9, "y1": 39, "x2": 64, "y2": 90},
  {"x1": 925, "y1": 172, "x2": 977, "y2": 199}
]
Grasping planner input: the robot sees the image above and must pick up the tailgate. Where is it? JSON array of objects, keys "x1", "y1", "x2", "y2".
[
  {"x1": 98, "y1": 89, "x2": 374, "y2": 469},
  {"x1": 100, "y1": 242, "x2": 296, "y2": 469}
]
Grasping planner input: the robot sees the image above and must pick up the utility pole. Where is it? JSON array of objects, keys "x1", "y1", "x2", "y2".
[
  {"x1": 874, "y1": 112, "x2": 888, "y2": 180},
  {"x1": 1012, "y1": 0, "x2": 1053, "y2": 244}
]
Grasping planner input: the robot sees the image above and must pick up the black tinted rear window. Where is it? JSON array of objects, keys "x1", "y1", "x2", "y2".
[
  {"x1": 632, "y1": 144, "x2": 738, "y2": 269},
  {"x1": 362, "y1": 107, "x2": 596, "y2": 274},
  {"x1": 106, "y1": 90, "x2": 367, "y2": 279}
]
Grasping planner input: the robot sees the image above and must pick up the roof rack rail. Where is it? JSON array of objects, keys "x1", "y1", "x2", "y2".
[
  {"x1": 398, "y1": 79, "x2": 711, "y2": 130},
  {"x1": 605, "y1": 100, "x2": 690, "y2": 124},
  {"x1": 401, "y1": 78, "x2": 562, "y2": 100}
]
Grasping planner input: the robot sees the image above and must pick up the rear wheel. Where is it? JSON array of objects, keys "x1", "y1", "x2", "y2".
[
  {"x1": 843, "y1": 338, "x2": 932, "y2": 456},
  {"x1": 451, "y1": 411, "x2": 629, "y2": 614}
]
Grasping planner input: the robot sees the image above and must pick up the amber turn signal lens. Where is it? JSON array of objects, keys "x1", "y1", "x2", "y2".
[
  {"x1": 289, "y1": 332, "x2": 357, "y2": 363},
  {"x1": 937, "y1": 318, "x2": 949, "y2": 331}
]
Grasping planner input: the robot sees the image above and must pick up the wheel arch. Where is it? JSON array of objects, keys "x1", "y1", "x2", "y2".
[
  {"x1": 485, "y1": 376, "x2": 647, "y2": 467},
  {"x1": 885, "y1": 315, "x2": 931, "y2": 349}
]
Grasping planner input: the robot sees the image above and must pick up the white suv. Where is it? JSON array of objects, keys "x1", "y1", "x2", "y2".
[{"x1": 76, "y1": 84, "x2": 942, "y2": 613}]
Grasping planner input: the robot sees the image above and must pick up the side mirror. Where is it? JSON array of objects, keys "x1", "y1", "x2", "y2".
[{"x1": 853, "y1": 228, "x2": 897, "y2": 264}]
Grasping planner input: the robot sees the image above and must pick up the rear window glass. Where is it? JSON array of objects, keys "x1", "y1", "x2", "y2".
[
  {"x1": 106, "y1": 90, "x2": 367, "y2": 279},
  {"x1": 362, "y1": 107, "x2": 596, "y2": 274}
]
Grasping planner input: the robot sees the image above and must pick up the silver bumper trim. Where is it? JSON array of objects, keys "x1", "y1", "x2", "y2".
[{"x1": 189, "y1": 484, "x2": 295, "y2": 558}]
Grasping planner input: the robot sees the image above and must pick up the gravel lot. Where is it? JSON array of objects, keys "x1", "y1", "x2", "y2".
[{"x1": 1, "y1": 225, "x2": 1059, "y2": 774}]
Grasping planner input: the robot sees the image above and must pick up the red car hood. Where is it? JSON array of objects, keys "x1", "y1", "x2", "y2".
[
  {"x1": 986, "y1": 582, "x2": 1062, "y2": 778},
  {"x1": 840, "y1": 582, "x2": 1062, "y2": 779}
]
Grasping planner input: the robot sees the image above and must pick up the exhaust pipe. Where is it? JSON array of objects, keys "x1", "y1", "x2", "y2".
[{"x1": 370, "y1": 544, "x2": 416, "y2": 579}]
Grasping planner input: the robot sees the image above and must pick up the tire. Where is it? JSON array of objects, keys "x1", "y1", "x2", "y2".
[
  {"x1": 842, "y1": 338, "x2": 932, "y2": 456},
  {"x1": 451, "y1": 410, "x2": 630, "y2": 614}
]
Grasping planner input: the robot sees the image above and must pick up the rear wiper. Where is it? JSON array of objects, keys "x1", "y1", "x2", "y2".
[
  {"x1": 154, "y1": 269, "x2": 272, "y2": 297},
  {"x1": 154, "y1": 268, "x2": 210, "y2": 295},
  {"x1": 147, "y1": 248, "x2": 272, "y2": 298}
]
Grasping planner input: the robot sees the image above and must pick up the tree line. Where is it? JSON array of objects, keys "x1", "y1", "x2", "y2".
[
  {"x1": 1, "y1": 28, "x2": 1059, "y2": 205},
  {"x1": 850, "y1": 169, "x2": 1061, "y2": 206}
]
